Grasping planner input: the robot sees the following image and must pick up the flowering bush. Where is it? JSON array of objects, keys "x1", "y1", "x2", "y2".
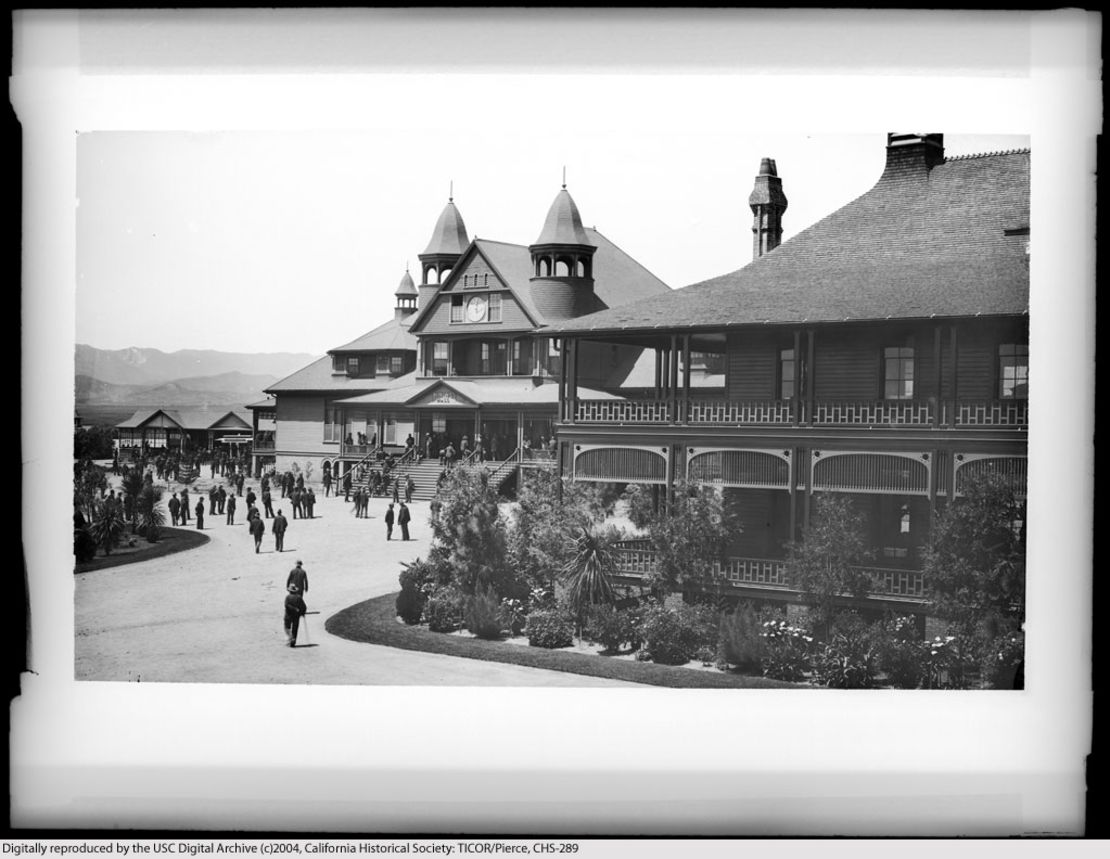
[
  {"x1": 425, "y1": 584, "x2": 465, "y2": 633},
  {"x1": 500, "y1": 597, "x2": 527, "y2": 636},
  {"x1": 759, "y1": 619, "x2": 815, "y2": 682},
  {"x1": 921, "y1": 634, "x2": 976, "y2": 689},
  {"x1": 979, "y1": 630, "x2": 1025, "y2": 689},
  {"x1": 875, "y1": 616, "x2": 926, "y2": 689},
  {"x1": 525, "y1": 608, "x2": 575, "y2": 649}
]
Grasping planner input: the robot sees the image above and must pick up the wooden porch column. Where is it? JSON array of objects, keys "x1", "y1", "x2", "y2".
[
  {"x1": 805, "y1": 329, "x2": 816, "y2": 426},
  {"x1": 788, "y1": 447, "x2": 798, "y2": 546},
  {"x1": 557, "y1": 339, "x2": 567, "y2": 421},
  {"x1": 933, "y1": 324, "x2": 943, "y2": 428},
  {"x1": 681, "y1": 334, "x2": 691, "y2": 424},
  {"x1": 669, "y1": 335, "x2": 679, "y2": 423},
  {"x1": 792, "y1": 329, "x2": 802, "y2": 426},
  {"x1": 948, "y1": 324, "x2": 959, "y2": 428},
  {"x1": 567, "y1": 338, "x2": 578, "y2": 424},
  {"x1": 654, "y1": 347, "x2": 663, "y2": 398}
]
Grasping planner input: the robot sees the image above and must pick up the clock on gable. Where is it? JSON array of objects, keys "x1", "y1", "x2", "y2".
[{"x1": 465, "y1": 295, "x2": 488, "y2": 323}]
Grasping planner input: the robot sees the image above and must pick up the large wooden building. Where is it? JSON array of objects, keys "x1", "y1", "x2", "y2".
[
  {"x1": 542, "y1": 133, "x2": 1030, "y2": 614},
  {"x1": 258, "y1": 187, "x2": 671, "y2": 485}
]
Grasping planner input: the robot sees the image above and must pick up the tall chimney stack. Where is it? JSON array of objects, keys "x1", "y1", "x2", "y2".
[
  {"x1": 749, "y1": 157, "x2": 788, "y2": 260},
  {"x1": 881, "y1": 133, "x2": 945, "y2": 183}
]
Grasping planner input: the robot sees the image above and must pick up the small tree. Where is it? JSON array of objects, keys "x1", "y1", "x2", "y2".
[
  {"x1": 560, "y1": 527, "x2": 618, "y2": 637},
  {"x1": 643, "y1": 480, "x2": 740, "y2": 597},
  {"x1": 135, "y1": 485, "x2": 166, "y2": 542},
  {"x1": 923, "y1": 472, "x2": 1026, "y2": 639},
  {"x1": 430, "y1": 468, "x2": 515, "y2": 598},
  {"x1": 787, "y1": 493, "x2": 872, "y2": 640},
  {"x1": 120, "y1": 469, "x2": 146, "y2": 524}
]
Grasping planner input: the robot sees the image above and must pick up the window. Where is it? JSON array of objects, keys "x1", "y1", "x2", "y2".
[
  {"x1": 432, "y1": 342, "x2": 449, "y2": 376},
  {"x1": 883, "y1": 347, "x2": 914, "y2": 400},
  {"x1": 346, "y1": 357, "x2": 359, "y2": 376},
  {"x1": 323, "y1": 402, "x2": 341, "y2": 443},
  {"x1": 450, "y1": 295, "x2": 464, "y2": 323},
  {"x1": 999, "y1": 344, "x2": 1029, "y2": 399},
  {"x1": 488, "y1": 293, "x2": 502, "y2": 323},
  {"x1": 377, "y1": 354, "x2": 391, "y2": 375},
  {"x1": 779, "y1": 348, "x2": 795, "y2": 400},
  {"x1": 390, "y1": 355, "x2": 404, "y2": 375},
  {"x1": 332, "y1": 356, "x2": 344, "y2": 372},
  {"x1": 512, "y1": 338, "x2": 533, "y2": 375}
]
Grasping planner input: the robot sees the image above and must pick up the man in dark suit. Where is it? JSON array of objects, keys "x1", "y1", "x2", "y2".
[
  {"x1": 272, "y1": 509, "x2": 288, "y2": 552},
  {"x1": 249, "y1": 513, "x2": 265, "y2": 553},
  {"x1": 398, "y1": 502, "x2": 411, "y2": 541},
  {"x1": 385, "y1": 503, "x2": 395, "y2": 541},
  {"x1": 226, "y1": 492, "x2": 237, "y2": 525}
]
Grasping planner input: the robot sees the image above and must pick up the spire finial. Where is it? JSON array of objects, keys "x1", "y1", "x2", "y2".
[
  {"x1": 449, "y1": 179, "x2": 453, "y2": 202},
  {"x1": 562, "y1": 166, "x2": 566, "y2": 190}
]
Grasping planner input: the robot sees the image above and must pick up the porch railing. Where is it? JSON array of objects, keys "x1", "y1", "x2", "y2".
[
  {"x1": 572, "y1": 397, "x2": 1025, "y2": 429},
  {"x1": 611, "y1": 540, "x2": 926, "y2": 601}
]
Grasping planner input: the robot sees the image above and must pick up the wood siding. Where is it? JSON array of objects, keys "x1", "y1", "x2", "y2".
[
  {"x1": 275, "y1": 395, "x2": 334, "y2": 454},
  {"x1": 726, "y1": 331, "x2": 781, "y2": 399}
]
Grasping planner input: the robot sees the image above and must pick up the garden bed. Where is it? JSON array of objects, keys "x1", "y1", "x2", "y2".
[
  {"x1": 325, "y1": 593, "x2": 805, "y2": 689},
  {"x1": 75, "y1": 527, "x2": 210, "y2": 574}
]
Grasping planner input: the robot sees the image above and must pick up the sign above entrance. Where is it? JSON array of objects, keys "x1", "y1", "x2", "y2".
[{"x1": 409, "y1": 384, "x2": 476, "y2": 408}]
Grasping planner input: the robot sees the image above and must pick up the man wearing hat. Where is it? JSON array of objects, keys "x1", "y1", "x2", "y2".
[
  {"x1": 286, "y1": 560, "x2": 308, "y2": 597},
  {"x1": 283, "y1": 584, "x2": 307, "y2": 647},
  {"x1": 272, "y1": 508, "x2": 288, "y2": 552}
]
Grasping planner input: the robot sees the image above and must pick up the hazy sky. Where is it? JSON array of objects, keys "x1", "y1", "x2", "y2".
[{"x1": 76, "y1": 127, "x2": 1028, "y2": 357}]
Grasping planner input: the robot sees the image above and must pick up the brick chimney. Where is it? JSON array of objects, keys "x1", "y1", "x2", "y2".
[
  {"x1": 749, "y1": 157, "x2": 788, "y2": 260},
  {"x1": 880, "y1": 133, "x2": 945, "y2": 183}
]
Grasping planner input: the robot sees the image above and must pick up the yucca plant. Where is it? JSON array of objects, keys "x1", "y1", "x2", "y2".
[
  {"x1": 135, "y1": 485, "x2": 166, "y2": 543},
  {"x1": 561, "y1": 528, "x2": 618, "y2": 639},
  {"x1": 88, "y1": 499, "x2": 127, "y2": 556},
  {"x1": 120, "y1": 469, "x2": 146, "y2": 524}
]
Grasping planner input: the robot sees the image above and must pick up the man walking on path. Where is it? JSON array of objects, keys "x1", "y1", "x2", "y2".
[
  {"x1": 262, "y1": 486, "x2": 274, "y2": 518},
  {"x1": 405, "y1": 476, "x2": 415, "y2": 504},
  {"x1": 286, "y1": 559, "x2": 309, "y2": 596},
  {"x1": 323, "y1": 470, "x2": 332, "y2": 497},
  {"x1": 236, "y1": 473, "x2": 245, "y2": 497},
  {"x1": 209, "y1": 486, "x2": 218, "y2": 517},
  {"x1": 226, "y1": 493, "x2": 237, "y2": 525},
  {"x1": 180, "y1": 488, "x2": 190, "y2": 523},
  {"x1": 246, "y1": 487, "x2": 256, "y2": 510},
  {"x1": 343, "y1": 471, "x2": 352, "y2": 502},
  {"x1": 195, "y1": 499, "x2": 205, "y2": 529},
  {"x1": 272, "y1": 509, "x2": 288, "y2": 552},
  {"x1": 249, "y1": 513, "x2": 265, "y2": 553},
  {"x1": 392, "y1": 477, "x2": 400, "y2": 504},
  {"x1": 306, "y1": 488, "x2": 316, "y2": 519},
  {"x1": 283, "y1": 584, "x2": 307, "y2": 647},
  {"x1": 168, "y1": 492, "x2": 180, "y2": 526},
  {"x1": 398, "y1": 501, "x2": 411, "y2": 541},
  {"x1": 217, "y1": 485, "x2": 227, "y2": 515},
  {"x1": 385, "y1": 503, "x2": 395, "y2": 540}
]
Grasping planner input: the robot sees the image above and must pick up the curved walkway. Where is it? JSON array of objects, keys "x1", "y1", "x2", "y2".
[{"x1": 75, "y1": 484, "x2": 637, "y2": 687}]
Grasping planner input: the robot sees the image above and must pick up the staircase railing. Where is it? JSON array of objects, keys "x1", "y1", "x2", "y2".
[{"x1": 487, "y1": 446, "x2": 522, "y2": 491}]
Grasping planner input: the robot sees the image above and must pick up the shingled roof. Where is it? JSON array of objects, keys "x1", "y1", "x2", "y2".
[
  {"x1": 329, "y1": 314, "x2": 418, "y2": 354},
  {"x1": 543, "y1": 145, "x2": 1030, "y2": 336},
  {"x1": 265, "y1": 355, "x2": 384, "y2": 395}
]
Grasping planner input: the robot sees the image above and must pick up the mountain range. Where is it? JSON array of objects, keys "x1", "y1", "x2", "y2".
[{"x1": 75, "y1": 345, "x2": 319, "y2": 419}]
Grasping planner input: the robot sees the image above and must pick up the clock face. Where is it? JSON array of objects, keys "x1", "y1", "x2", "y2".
[{"x1": 466, "y1": 295, "x2": 488, "y2": 322}]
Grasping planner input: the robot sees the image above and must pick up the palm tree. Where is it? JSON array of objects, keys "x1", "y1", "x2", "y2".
[
  {"x1": 561, "y1": 528, "x2": 618, "y2": 639},
  {"x1": 119, "y1": 468, "x2": 146, "y2": 524}
]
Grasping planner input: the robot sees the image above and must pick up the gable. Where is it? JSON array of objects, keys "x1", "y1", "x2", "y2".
[
  {"x1": 411, "y1": 245, "x2": 537, "y2": 336},
  {"x1": 406, "y1": 381, "x2": 479, "y2": 408}
]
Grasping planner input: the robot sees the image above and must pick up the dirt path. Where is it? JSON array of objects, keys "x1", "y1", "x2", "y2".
[{"x1": 75, "y1": 483, "x2": 636, "y2": 686}]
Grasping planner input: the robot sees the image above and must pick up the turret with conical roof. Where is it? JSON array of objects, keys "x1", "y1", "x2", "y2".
[
  {"x1": 418, "y1": 193, "x2": 470, "y2": 308},
  {"x1": 527, "y1": 183, "x2": 599, "y2": 321},
  {"x1": 749, "y1": 157, "x2": 788, "y2": 260},
  {"x1": 394, "y1": 265, "x2": 418, "y2": 320}
]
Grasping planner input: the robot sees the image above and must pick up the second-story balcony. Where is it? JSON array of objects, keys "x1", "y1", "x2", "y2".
[{"x1": 570, "y1": 397, "x2": 1027, "y2": 430}]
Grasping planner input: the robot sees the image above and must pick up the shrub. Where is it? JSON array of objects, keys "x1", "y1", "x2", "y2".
[
  {"x1": 425, "y1": 585, "x2": 465, "y2": 633},
  {"x1": 875, "y1": 616, "x2": 926, "y2": 689},
  {"x1": 584, "y1": 604, "x2": 640, "y2": 654},
  {"x1": 813, "y1": 614, "x2": 879, "y2": 689},
  {"x1": 499, "y1": 597, "x2": 526, "y2": 636},
  {"x1": 759, "y1": 619, "x2": 814, "y2": 682},
  {"x1": 465, "y1": 589, "x2": 505, "y2": 640},
  {"x1": 921, "y1": 633, "x2": 977, "y2": 690},
  {"x1": 979, "y1": 630, "x2": 1025, "y2": 689},
  {"x1": 525, "y1": 608, "x2": 574, "y2": 649},
  {"x1": 717, "y1": 602, "x2": 764, "y2": 671},
  {"x1": 74, "y1": 528, "x2": 97, "y2": 564},
  {"x1": 396, "y1": 556, "x2": 450, "y2": 625},
  {"x1": 640, "y1": 604, "x2": 701, "y2": 665}
]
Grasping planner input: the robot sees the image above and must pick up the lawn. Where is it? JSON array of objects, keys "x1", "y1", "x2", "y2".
[
  {"x1": 75, "y1": 526, "x2": 210, "y2": 574},
  {"x1": 326, "y1": 593, "x2": 806, "y2": 689}
]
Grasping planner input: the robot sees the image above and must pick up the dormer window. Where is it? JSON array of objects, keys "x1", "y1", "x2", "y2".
[{"x1": 346, "y1": 357, "x2": 359, "y2": 376}]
